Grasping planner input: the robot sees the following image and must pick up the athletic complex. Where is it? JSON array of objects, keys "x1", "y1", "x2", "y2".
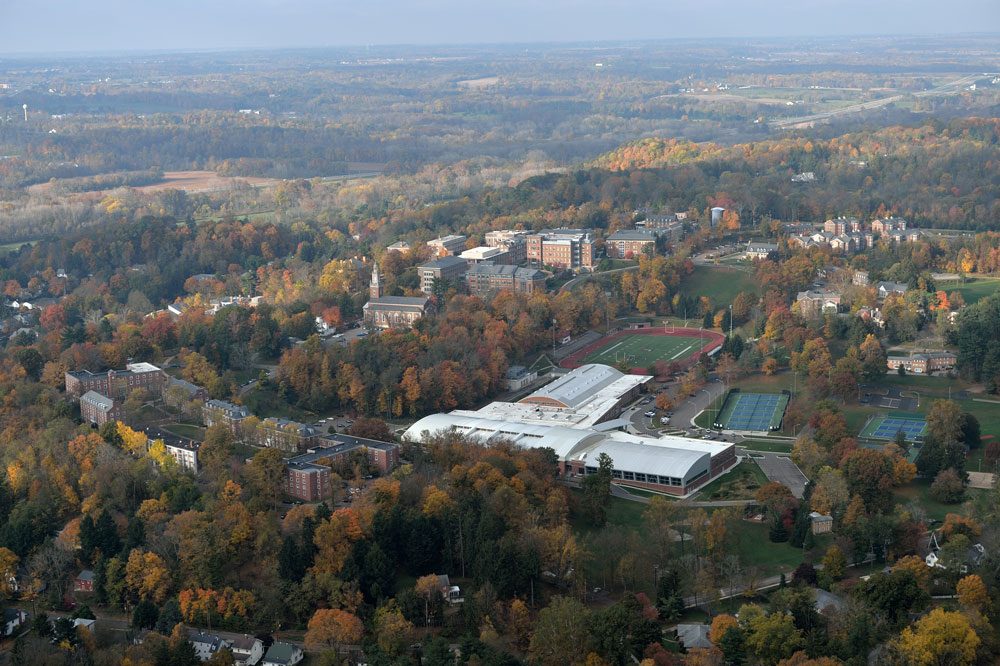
[
  {"x1": 562, "y1": 326, "x2": 725, "y2": 374},
  {"x1": 860, "y1": 414, "x2": 928, "y2": 441},
  {"x1": 714, "y1": 390, "x2": 789, "y2": 432}
]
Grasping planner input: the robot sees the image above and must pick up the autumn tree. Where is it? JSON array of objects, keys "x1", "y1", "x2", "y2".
[
  {"x1": 530, "y1": 596, "x2": 591, "y2": 666},
  {"x1": 956, "y1": 574, "x2": 990, "y2": 616},
  {"x1": 893, "y1": 608, "x2": 979, "y2": 666},
  {"x1": 306, "y1": 608, "x2": 364, "y2": 654},
  {"x1": 125, "y1": 550, "x2": 171, "y2": 603},
  {"x1": 415, "y1": 574, "x2": 442, "y2": 627},
  {"x1": 199, "y1": 424, "x2": 235, "y2": 478},
  {"x1": 582, "y1": 452, "x2": 613, "y2": 526}
]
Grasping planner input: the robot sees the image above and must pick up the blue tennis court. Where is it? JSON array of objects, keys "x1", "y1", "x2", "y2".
[
  {"x1": 714, "y1": 392, "x2": 789, "y2": 431},
  {"x1": 860, "y1": 415, "x2": 927, "y2": 441}
]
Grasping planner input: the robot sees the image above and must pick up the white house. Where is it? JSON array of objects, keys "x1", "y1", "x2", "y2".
[
  {"x1": 4, "y1": 609, "x2": 27, "y2": 636},
  {"x1": 190, "y1": 633, "x2": 231, "y2": 661},
  {"x1": 230, "y1": 634, "x2": 265, "y2": 666}
]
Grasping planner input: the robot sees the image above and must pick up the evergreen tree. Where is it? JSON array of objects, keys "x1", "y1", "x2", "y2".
[{"x1": 132, "y1": 600, "x2": 159, "y2": 630}]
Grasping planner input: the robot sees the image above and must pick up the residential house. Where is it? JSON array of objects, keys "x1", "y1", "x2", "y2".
[
  {"x1": 437, "y1": 574, "x2": 462, "y2": 603},
  {"x1": 813, "y1": 589, "x2": 847, "y2": 614},
  {"x1": 261, "y1": 641, "x2": 304, "y2": 666},
  {"x1": 4, "y1": 609, "x2": 27, "y2": 637},
  {"x1": 676, "y1": 624, "x2": 713, "y2": 651},
  {"x1": 74, "y1": 570, "x2": 95, "y2": 592},
  {"x1": 876, "y1": 281, "x2": 909, "y2": 299},
  {"x1": 809, "y1": 512, "x2": 833, "y2": 535},
  {"x1": 386, "y1": 241, "x2": 411, "y2": 253},
  {"x1": 230, "y1": 635, "x2": 265, "y2": 666},
  {"x1": 190, "y1": 633, "x2": 231, "y2": 662}
]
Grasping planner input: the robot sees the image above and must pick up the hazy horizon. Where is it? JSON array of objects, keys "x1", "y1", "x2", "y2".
[{"x1": 2, "y1": 0, "x2": 999, "y2": 56}]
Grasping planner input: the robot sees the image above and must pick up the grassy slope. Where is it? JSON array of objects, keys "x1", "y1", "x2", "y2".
[{"x1": 682, "y1": 265, "x2": 758, "y2": 308}]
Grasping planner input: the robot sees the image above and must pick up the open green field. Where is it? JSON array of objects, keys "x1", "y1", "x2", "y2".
[
  {"x1": 163, "y1": 423, "x2": 206, "y2": 441},
  {"x1": 878, "y1": 374, "x2": 972, "y2": 393},
  {"x1": 943, "y1": 277, "x2": 1000, "y2": 305},
  {"x1": 681, "y1": 266, "x2": 758, "y2": 307},
  {"x1": 893, "y1": 479, "x2": 987, "y2": 523},
  {"x1": 582, "y1": 332, "x2": 705, "y2": 367}
]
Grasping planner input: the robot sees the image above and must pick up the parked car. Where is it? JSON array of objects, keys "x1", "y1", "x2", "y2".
[{"x1": 644, "y1": 410, "x2": 656, "y2": 418}]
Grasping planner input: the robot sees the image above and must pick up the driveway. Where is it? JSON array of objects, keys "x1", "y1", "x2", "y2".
[
  {"x1": 673, "y1": 379, "x2": 727, "y2": 429},
  {"x1": 742, "y1": 448, "x2": 808, "y2": 498}
]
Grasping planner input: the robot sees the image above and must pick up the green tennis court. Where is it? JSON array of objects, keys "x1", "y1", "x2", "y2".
[
  {"x1": 715, "y1": 392, "x2": 788, "y2": 431},
  {"x1": 581, "y1": 333, "x2": 706, "y2": 368}
]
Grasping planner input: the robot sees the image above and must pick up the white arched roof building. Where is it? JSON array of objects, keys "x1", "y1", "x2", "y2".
[{"x1": 404, "y1": 412, "x2": 733, "y2": 496}]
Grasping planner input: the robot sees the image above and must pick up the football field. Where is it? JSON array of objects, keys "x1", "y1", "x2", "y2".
[{"x1": 581, "y1": 332, "x2": 706, "y2": 368}]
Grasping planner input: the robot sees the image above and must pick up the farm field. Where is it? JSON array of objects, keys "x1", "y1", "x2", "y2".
[
  {"x1": 582, "y1": 332, "x2": 706, "y2": 368},
  {"x1": 28, "y1": 170, "x2": 277, "y2": 196}
]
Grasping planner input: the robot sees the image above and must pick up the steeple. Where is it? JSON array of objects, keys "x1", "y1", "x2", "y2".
[{"x1": 370, "y1": 262, "x2": 383, "y2": 299}]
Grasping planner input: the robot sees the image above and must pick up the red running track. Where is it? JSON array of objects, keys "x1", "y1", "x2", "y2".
[{"x1": 560, "y1": 326, "x2": 726, "y2": 375}]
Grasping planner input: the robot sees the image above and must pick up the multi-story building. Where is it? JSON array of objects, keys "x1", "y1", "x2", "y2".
[
  {"x1": 796, "y1": 289, "x2": 842, "y2": 317},
  {"x1": 284, "y1": 459, "x2": 330, "y2": 501},
  {"x1": 282, "y1": 435, "x2": 401, "y2": 500},
  {"x1": 164, "y1": 377, "x2": 209, "y2": 406},
  {"x1": 258, "y1": 418, "x2": 319, "y2": 453},
  {"x1": 386, "y1": 241, "x2": 411, "y2": 253},
  {"x1": 824, "y1": 217, "x2": 861, "y2": 235},
  {"x1": 525, "y1": 229, "x2": 596, "y2": 271},
  {"x1": 427, "y1": 235, "x2": 468, "y2": 257},
  {"x1": 886, "y1": 352, "x2": 957, "y2": 374},
  {"x1": 418, "y1": 256, "x2": 468, "y2": 295},
  {"x1": 65, "y1": 362, "x2": 165, "y2": 401},
  {"x1": 363, "y1": 263, "x2": 434, "y2": 329},
  {"x1": 484, "y1": 231, "x2": 528, "y2": 264},
  {"x1": 871, "y1": 217, "x2": 907, "y2": 235},
  {"x1": 853, "y1": 270, "x2": 870, "y2": 287},
  {"x1": 465, "y1": 264, "x2": 547, "y2": 297},
  {"x1": 605, "y1": 229, "x2": 661, "y2": 259},
  {"x1": 202, "y1": 399, "x2": 250, "y2": 432},
  {"x1": 80, "y1": 391, "x2": 122, "y2": 426},
  {"x1": 460, "y1": 246, "x2": 512, "y2": 265}
]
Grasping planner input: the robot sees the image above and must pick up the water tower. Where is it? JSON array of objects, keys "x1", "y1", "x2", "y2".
[
  {"x1": 22, "y1": 103, "x2": 28, "y2": 122},
  {"x1": 710, "y1": 207, "x2": 725, "y2": 227}
]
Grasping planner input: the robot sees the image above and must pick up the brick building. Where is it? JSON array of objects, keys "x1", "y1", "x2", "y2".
[
  {"x1": 258, "y1": 418, "x2": 319, "y2": 453},
  {"x1": 418, "y1": 256, "x2": 469, "y2": 295},
  {"x1": 363, "y1": 263, "x2": 434, "y2": 329},
  {"x1": 525, "y1": 229, "x2": 596, "y2": 271},
  {"x1": 427, "y1": 235, "x2": 468, "y2": 257},
  {"x1": 605, "y1": 229, "x2": 661, "y2": 259},
  {"x1": 886, "y1": 351, "x2": 957, "y2": 374},
  {"x1": 80, "y1": 391, "x2": 122, "y2": 426},
  {"x1": 202, "y1": 399, "x2": 250, "y2": 432},
  {"x1": 465, "y1": 264, "x2": 547, "y2": 297},
  {"x1": 282, "y1": 435, "x2": 401, "y2": 500},
  {"x1": 65, "y1": 362, "x2": 165, "y2": 401}
]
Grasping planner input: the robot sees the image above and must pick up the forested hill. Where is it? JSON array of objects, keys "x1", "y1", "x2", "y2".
[{"x1": 583, "y1": 117, "x2": 1000, "y2": 230}]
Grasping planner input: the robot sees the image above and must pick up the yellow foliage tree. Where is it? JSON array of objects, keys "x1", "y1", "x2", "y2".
[
  {"x1": 956, "y1": 574, "x2": 990, "y2": 616},
  {"x1": 125, "y1": 550, "x2": 171, "y2": 603},
  {"x1": 894, "y1": 608, "x2": 979, "y2": 666}
]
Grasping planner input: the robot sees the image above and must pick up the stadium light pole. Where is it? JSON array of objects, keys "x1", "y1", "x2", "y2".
[{"x1": 552, "y1": 318, "x2": 557, "y2": 356}]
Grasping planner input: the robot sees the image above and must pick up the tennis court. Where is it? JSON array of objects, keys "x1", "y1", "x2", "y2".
[
  {"x1": 581, "y1": 332, "x2": 706, "y2": 368},
  {"x1": 714, "y1": 392, "x2": 789, "y2": 431},
  {"x1": 860, "y1": 415, "x2": 928, "y2": 441}
]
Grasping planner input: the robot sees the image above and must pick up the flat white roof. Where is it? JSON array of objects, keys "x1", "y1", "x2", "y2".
[
  {"x1": 520, "y1": 364, "x2": 649, "y2": 411},
  {"x1": 126, "y1": 362, "x2": 161, "y2": 373}
]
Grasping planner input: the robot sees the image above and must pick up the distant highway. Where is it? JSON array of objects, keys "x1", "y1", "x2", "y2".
[{"x1": 769, "y1": 73, "x2": 985, "y2": 129}]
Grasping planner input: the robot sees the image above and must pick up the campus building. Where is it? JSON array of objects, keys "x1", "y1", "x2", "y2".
[
  {"x1": 282, "y1": 435, "x2": 401, "y2": 500},
  {"x1": 427, "y1": 235, "x2": 468, "y2": 257},
  {"x1": 604, "y1": 229, "x2": 662, "y2": 259},
  {"x1": 886, "y1": 351, "x2": 957, "y2": 374},
  {"x1": 465, "y1": 264, "x2": 547, "y2": 297},
  {"x1": 418, "y1": 256, "x2": 469, "y2": 295},
  {"x1": 403, "y1": 413, "x2": 735, "y2": 497},
  {"x1": 65, "y1": 362, "x2": 166, "y2": 401},
  {"x1": 525, "y1": 229, "x2": 596, "y2": 271},
  {"x1": 796, "y1": 289, "x2": 842, "y2": 316},
  {"x1": 363, "y1": 263, "x2": 434, "y2": 329},
  {"x1": 80, "y1": 390, "x2": 122, "y2": 426},
  {"x1": 203, "y1": 399, "x2": 251, "y2": 432}
]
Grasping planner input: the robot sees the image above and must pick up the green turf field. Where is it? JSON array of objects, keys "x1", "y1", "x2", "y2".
[{"x1": 581, "y1": 333, "x2": 705, "y2": 367}]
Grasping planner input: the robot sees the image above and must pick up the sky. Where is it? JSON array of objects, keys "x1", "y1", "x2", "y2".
[{"x1": 1, "y1": 0, "x2": 998, "y2": 55}]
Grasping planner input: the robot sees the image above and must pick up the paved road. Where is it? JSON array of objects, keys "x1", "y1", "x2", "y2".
[
  {"x1": 673, "y1": 380, "x2": 727, "y2": 429},
  {"x1": 743, "y1": 448, "x2": 808, "y2": 498}
]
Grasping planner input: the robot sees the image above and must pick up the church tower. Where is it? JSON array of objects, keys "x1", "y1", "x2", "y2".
[{"x1": 370, "y1": 262, "x2": 384, "y2": 299}]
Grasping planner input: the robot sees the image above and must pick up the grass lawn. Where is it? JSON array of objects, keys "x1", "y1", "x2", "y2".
[
  {"x1": 740, "y1": 439, "x2": 794, "y2": 453},
  {"x1": 681, "y1": 265, "x2": 758, "y2": 308},
  {"x1": 693, "y1": 462, "x2": 768, "y2": 501},
  {"x1": 163, "y1": 423, "x2": 206, "y2": 441},
  {"x1": 582, "y1": 332, "x2": 706, "y2": 368},
  {"x1": 893, "y1": 479, "x2": 987, "y2": 523},
  {"x1": 948, "y1": 277, "x2": 1000, "y2": 305},
  {"x1": 878, "y1": 374, "x2": 972, "y2": 394}
]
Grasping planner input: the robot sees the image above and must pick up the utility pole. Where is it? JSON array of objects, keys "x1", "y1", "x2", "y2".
[
  {"x1": 552, "y1": 318, "x2": 557, "y2": 356},
  {"x1": 729, "y1": 304, "x2": 733, "y2": 338}
]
